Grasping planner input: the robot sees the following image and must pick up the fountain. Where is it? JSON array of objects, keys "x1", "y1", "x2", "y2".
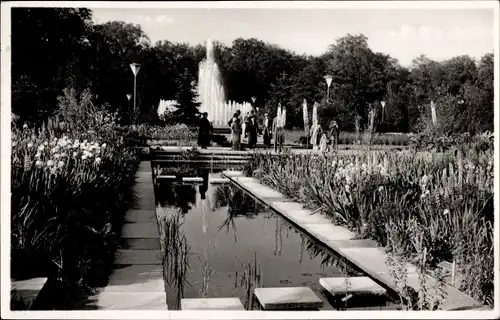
[{"x1": 197, "y1": 39, "x2": 253, "y2": 126}]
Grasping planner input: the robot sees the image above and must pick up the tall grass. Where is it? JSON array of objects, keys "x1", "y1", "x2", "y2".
[{"x1": 243, "y1": 146, "x2": 494, "y2": 307}]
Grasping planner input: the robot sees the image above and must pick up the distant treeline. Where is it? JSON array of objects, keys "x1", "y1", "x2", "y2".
[{"x1": 12, "y1": 8, "x2": 494, "y2": 134}]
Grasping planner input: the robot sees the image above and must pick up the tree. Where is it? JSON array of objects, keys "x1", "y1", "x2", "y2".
[
  {"x1": 172, "y1": 68, "x2": 201, "y2": 126},
  {"x1": 11, "y1": 8, "x2": 93, "y2": 124},
  {"x1": 323, "y1": 34, "x2": 390, "y2": 129}
]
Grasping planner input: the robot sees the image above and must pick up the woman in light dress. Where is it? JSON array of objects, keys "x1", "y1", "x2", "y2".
[{"x1": 309, "y1": 123, "x2": 323, "y2": 151}]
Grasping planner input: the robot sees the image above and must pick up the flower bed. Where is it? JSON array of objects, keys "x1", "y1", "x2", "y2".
[
  {"x1": 11, "y1": 116, "x2": 139, "y2": 308},
  {"x1": 243, "y1": 148, "x2": 493, "y2": 308}
]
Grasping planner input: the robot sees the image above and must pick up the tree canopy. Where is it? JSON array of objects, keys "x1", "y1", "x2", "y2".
[{"x1": 11, "y1": 8, "x2": 494, "y2": 134}]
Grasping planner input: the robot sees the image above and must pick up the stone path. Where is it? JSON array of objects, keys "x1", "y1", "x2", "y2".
[
  {"x1": 222, "y1": 170, "x2": 486, "y2": 311},
  {"x1": 90, "y1": 161, "x2": 167, "y2": 310}
]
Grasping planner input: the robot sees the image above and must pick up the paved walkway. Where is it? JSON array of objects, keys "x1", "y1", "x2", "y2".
[
  {"x1": 87, "y1": 162, "x2": 167, "y2": 310},
  {"x1": 222, "y1": 171, "x2": 486, "y2": 311}
]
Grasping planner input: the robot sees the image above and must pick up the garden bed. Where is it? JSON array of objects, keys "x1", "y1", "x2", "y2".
[
  {"x1": 11, "y1": 114, "x2": 140, "y2": 309},
  {"x1": 241, "y1": 148, "x2": 494, "y2": 309}
]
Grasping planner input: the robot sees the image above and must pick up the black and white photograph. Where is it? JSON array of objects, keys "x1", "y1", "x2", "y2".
[{"x1": 1, "y1": 1, "x2": 498, "y2": 318}]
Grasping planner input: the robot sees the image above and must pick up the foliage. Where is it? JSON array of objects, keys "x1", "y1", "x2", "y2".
[
  {"x1": 12, "y1": 8, "x2": 493, "y2": 135},
  {"x1": 244, "y1": 148, "x2": 494, "y2": 307},
  {"x1": 11, "y1": 93, "x2": 139, "y2": 294}
]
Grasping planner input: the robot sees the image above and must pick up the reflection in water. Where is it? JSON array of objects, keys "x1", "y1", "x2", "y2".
[
  {"x1": 234, "y1": 253, "x2": 263, "y2": 310},
  {"x1": 156, "y1": 183, "x2": 197, "y2": 214},
  {"x1": 159, "y1": 208, "x2": 191, "y2": 310}
]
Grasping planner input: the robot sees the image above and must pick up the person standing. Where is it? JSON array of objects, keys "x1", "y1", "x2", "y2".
[
  {"x1": 309, "y1": 122, "x2": 322, "y2": 151},
  {"x1": 247, "y1": 110, "x2": 259, "y2": 149},
  {"x1": 230, "y1": 114, "x2": 242, "y2": 151},
  {"x1": 198, "y1": 112, "x2": 212, "y2": 149},
  {"x1": 272, "y1": 114, "x2": 285, "y2": 153},
  {"x1": 242, "y1": 112, "x2": 250, "y2": 141},
  {"x1": 262, "y1": 113, "x2": 272, "y2": 148},
  {"x1": 329, "y1": 120, "x2": 340, "y2": 151}
]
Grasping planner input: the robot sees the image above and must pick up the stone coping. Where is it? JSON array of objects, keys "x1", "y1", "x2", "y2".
[{"x1": 222, "y1": 170, "x2": 485, "y2": 311}]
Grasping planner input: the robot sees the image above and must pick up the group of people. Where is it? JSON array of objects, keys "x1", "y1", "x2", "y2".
[
  {"x1": 309, "y1": 120, "x2": 340, "y2": 152},
  {"x1": 228, "y1": 109, "x2": 286, "y2": 152},
  {"x1": 198, "y1": 109, "x2": 340, "y2": 153}
]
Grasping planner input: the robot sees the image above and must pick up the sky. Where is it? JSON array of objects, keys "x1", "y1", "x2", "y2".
[{"x1": 92, "y1": 7, "x2": 495, "y2": 66}]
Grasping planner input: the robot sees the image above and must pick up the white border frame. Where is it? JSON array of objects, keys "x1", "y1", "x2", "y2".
[{"x1": 1, "y1": 1, "x2": 499, "y2": 319}]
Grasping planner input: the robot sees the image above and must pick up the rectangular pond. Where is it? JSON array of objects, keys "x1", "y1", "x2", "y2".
[{"x1": 153, "y1": 166, "x2": 389, "y2": 310}]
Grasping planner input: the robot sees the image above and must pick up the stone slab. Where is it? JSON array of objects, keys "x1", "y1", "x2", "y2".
[
  {"x1": 11, "y1": 277, "x2": 47, "y2": 290},
  {"x1": 120, "y1": 238, "x2": 161, "y2": 250},
  {"x1": 320, "y1": 277, "x2": 386, "y2": 295},
  {"x1": 156, "y1": 175, "x2": 176, "y2": 180},
  {"x1": 222, "y1": 170, "x2": 243, "y2": 177},
  {"x1": 209, "y1": 178, "x2": 230, "y2": 184},
  {"x1": 377, "y1": 272, "x2": 482, "y2": 311},
  {"x1": 104, "y1": 265, "x2": 164, "y2": 292},
  {"x1": 132, "y1": 199, "x2": 156, "y2": 211},
  {"x1": 272, "y1": 204, "x2": 332, "y2": 225},
  {"x1": 138, "y1": 161, "x2": 152, "y2": 172},
  {"x1": 11, "y1": 277, "x2": 48, "y2": 309},
  {"x1": 303, "y1": 223, "x2": 355, "y2": 242},
  {"x1": 181, "y1": 298, "x2": 245, "y2": 310},
  {"x1": 242, "y1": 182, "x2": 285, "y2": 199},
  {"x1": 339, "y1": 247, "x2": 417, "y2": 275},
  {"x1": 94, "y1": 292, "x2": 167, "y2": 310},
  {"x1": 254, "y1": 287, "x2": 323, "y2": 310},
  {"x1": 326, "y1": 239, "x2": 379, "y2": 250},
  {"x1": 125, "y1": 210, "x2": 157, "y2": 223},
  {"x1": 114, "y1": 249, "x2": 162, "y2": 265},
  {"x1": 182, "y1": 177, "x2": 204, "y2": 183},
  {"x1": 121, "y1": 222, "x2": 159, "y2": 239}
]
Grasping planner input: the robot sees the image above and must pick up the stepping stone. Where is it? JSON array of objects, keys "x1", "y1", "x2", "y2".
[
  {"x1": 182, "y1": 177, "x2": 203, "y2": 183},
  {"x1": 121, "y1": 222, "x2": 159, "y2": 239},
  {"x1": 209, "y1": 178, "x2": 229, "y2": 184},
  {"x1": 104, "y1": 265, "x2": 164, "y2": 292},
  {"x1": 181, "y1": 298, "x2": 245, "y2": 310},
  {"x1": 320, "y1": 277, "x2": 386, "y2": 296},
  {"x1": 303, "y1": 224, "x2": 355, "y2": 242},
  {"x1": 156, "y1": 175, "x2": 176, "y2": 180},
  {"x1": 254, "y1": 287, "x2": 323, "y2": 310},
  {"x1": 114, "y1": 249, "x2": 162, "y2": 265},
  {"x1": 120, "y1": 238, "x2": 161, "y2": 250},
  {"x1": 125, "y1": 210, "x2": 157, "y2": 223},
  {"x1": 94, "y1": 292, "x2": 167, "y2": 310}
]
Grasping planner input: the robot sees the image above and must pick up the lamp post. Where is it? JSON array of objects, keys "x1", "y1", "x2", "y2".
[
  {"x1": 129, "y1": 63, "x2": 141, "y2": 114},
  {"x1": 324, "y1": 74, "x2": 333, "y2": 103},
  {"x1": 251, "y1": 96, "x2": 257, "y2": 112},
  {"x1": 126, "y1": 93, "x2": 132, "y2": 102}
]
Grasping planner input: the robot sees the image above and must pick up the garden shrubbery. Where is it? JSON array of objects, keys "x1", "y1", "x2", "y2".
[
  {"x1": 243, "y1": 147, "x2": 494, "y2": 307},
  {"x1": 11, "y1": 90, "x2": 140, "y2": 308}
]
